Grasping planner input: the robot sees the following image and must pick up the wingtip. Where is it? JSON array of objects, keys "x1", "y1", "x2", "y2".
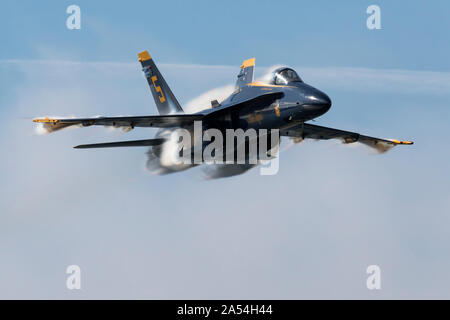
[
  {"x1": 33, "y1": 117, "x2": 59, "y2": 123},
  {"x1": 390, "y1": 139, "x2": 414, "y2": 145}
]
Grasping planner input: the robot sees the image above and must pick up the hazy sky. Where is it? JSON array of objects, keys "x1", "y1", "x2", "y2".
[{"x1": 0, "y1": 0, "x2": 449, "y2": 299}]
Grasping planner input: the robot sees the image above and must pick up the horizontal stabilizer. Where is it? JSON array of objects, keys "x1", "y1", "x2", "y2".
[{"x1": 74, "y1": 138, "x2": 166, "y2": 149}]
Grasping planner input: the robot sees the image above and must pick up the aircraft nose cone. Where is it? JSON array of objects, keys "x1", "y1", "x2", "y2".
[
  {"x1": 311, "y1": 92, "x2": 331, "y2": 108},
  {"x1": 305, "y1": 91, "x2": 332, "y2": 114}
]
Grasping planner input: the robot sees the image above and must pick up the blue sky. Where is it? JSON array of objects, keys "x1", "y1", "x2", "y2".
[
  {"x1": 0, "y1": 1, "x2": 449, "y2": 299},
  {"x1": 1, "y1": 0, "x2": 450, "y2": 70}
]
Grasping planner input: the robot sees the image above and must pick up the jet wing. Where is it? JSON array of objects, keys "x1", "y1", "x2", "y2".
[
  {"x1": 33, "y1": 114, "x2": 204, "y2": 133},
  {"x1": 281, "y1": 122, "x2": 413, "y2": 153}
]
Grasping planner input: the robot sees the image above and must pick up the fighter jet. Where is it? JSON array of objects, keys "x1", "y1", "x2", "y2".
[{"x1": 34, "y1": 50, "x2": 413, "y2": 176}]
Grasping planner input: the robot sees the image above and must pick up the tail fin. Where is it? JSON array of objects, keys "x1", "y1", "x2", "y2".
[
  {"x1": 235, "y1": 58, "x2": 255, "y2": 89},
  {"x1": 138, "y1": 50, "x2": 184, "y2": 115}
]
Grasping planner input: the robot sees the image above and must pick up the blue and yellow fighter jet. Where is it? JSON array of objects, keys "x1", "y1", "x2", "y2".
[{"x1": 34, "y1": 50, "x2": 413, "y2": 173}]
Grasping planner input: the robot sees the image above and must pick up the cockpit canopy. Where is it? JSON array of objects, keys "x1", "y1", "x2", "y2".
[{"x1": 270, "y1": 67, "x2": 303, "y2": 85}]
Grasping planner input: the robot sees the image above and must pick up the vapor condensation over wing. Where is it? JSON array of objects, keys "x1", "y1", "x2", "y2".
[{"x1": 201, "y1": 163, "x2": 258, "y2": 179}]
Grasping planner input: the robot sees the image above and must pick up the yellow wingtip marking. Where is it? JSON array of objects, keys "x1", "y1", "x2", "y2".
[
  {"x1": 138, "y1": 50, "x2": 151, "y2": 62},
  {"x1": 390, "y1": 139, "x2": 414, "y2": 145},
  {"x1": 33, "y1": 117, "x2": 59, "y2": 123},
  {"x1": 241, "y1": 57, "x2": 255, "y2": 69}
]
